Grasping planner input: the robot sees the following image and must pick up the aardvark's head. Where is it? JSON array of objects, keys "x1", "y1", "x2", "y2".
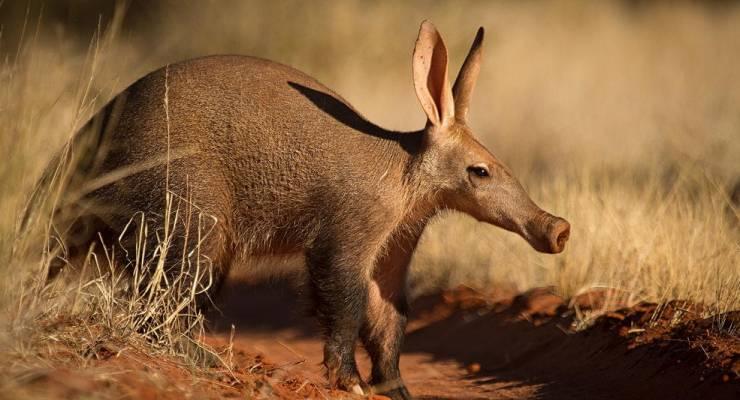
[{"x1": 412, "y1": 21, "x2": 570, "y2": 254}]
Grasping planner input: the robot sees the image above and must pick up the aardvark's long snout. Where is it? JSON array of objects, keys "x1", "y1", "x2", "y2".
[{"x1": 523, "y1": 212, "x2": 571, "y2": 254}]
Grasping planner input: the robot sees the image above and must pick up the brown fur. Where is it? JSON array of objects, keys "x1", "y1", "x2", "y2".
[{"x1": 43, "y1": 21, "x2": 569, "y2": 400}]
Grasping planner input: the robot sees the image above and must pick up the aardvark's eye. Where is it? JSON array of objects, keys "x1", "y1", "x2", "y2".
[{"x1": 467, "y1": 165, "x2": 490, "y2": 178}]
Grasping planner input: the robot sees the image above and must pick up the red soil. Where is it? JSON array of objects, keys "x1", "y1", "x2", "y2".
[
  {"x1": 13, "y1": 281, "x2": 739, "y2": 399},
  {"x1": 209, "y1": 281, "x2": 739, "y2": 399}
]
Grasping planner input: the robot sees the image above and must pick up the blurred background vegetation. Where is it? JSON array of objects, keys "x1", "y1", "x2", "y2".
[{"x1": 1, "y1": 1, "x2": 738, "y2": 313}]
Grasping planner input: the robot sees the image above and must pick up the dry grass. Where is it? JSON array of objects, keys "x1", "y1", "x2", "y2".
[
  {"x1": 0, "y1": 9, "x2": 233, "y2": 395},
  {"x1": 0, "y1": 2, "x2": 738, "y2": 389},
  {"x1": 0, "y1": 185, "x2": 235, "y2": 397}
]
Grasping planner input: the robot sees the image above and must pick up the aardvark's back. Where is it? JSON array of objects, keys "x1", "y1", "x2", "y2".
[{"x1": 68, "y1": 55, "x2": 411, "y2": 259}]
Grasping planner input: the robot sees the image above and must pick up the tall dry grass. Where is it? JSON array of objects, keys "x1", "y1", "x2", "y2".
[
  {"x1": 0, "y1": 0, "x2": 738, "y2": 343},
  {"x1": 0, "y1": 7, "x2": 231, "y2": 386}
]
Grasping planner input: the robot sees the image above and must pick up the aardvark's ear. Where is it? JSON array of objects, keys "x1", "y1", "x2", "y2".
[
  {"x1": 452, "y1": 27, "x2": 485, "y2": 122},
  {"x1": 412, "y1": 20, "x2": 454, "y2": 127}
]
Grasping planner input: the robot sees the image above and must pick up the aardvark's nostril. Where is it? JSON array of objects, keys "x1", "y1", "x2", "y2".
[
  {"x1": 557, "y1": 225, "x2": 570, "y2": 248},
  {"x1": 550, "y1": 218, "x2": 570, "y2": 253}
]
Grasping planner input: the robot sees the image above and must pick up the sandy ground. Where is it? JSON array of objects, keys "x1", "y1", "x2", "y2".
[
  {"x1": 7, "y1": 279, "x2": 737, "y2": 399},
  {"x1": 208, "y1": 281, "x2": 739, "y2": 400}
]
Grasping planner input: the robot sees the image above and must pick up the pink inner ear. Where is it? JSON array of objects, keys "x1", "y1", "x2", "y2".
[
  {"x1": 414, "y1": 48, "x2": 439, "y2": 125},
  {"x1": 427, "y1": 40, "x2": 448, "y2": 122},
  {"x1": 414, "y1": 46, "x2": 441, "y2": 126},
  {"x1": 413, "y1": 22, "x2": 453, "y2": 127}
]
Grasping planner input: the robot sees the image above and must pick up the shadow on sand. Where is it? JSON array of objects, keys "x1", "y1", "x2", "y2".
[{"x1": 209, "y1": 279, "x2": 737, "y2": 400}]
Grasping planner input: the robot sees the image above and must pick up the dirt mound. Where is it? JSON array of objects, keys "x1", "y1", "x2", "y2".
[
  {"x1": 3, "y1": 331, "x2": 340, "y2": 400},
  {"x1": 403, "y1": 286, "x2": 738, "y2": 399}
]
